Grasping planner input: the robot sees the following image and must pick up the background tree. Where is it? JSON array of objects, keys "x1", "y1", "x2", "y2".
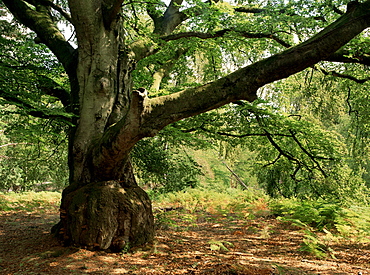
[
  {"x1": 0, "y1": 10, "x2": 69, "y2": 192},
  {"x1": 1, "y1": 0, "x2": 370, "y2": 251}
]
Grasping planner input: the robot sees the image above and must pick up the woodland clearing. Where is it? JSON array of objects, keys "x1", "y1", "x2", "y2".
[{"x1": 0, "y1": 193, "x2": 369, "y2": 275}]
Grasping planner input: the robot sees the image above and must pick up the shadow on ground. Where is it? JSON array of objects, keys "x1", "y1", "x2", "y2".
[{"x1": 0, "y1": 209, "x2": 369, "y2": 274}]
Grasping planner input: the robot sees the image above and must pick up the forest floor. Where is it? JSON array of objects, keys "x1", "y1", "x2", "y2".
[{"x1": 0, "y1": 201, "x2": 369, "y2": 275}]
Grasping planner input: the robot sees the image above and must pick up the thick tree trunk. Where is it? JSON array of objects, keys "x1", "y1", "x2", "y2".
[
  {"x1": 55, "y1": 161, "x2": 154, "y2": 251},
  {"x1": 50, "y1": 2, "x2": 155, "y2": 251}
]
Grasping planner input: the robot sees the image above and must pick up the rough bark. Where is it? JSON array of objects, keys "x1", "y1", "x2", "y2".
[
  {"x1": 57, "y1": 180, "x2": 153, "y2": 251},
  {"x1": 53, "y1": 0, "x2": 155, "y2": 250}
]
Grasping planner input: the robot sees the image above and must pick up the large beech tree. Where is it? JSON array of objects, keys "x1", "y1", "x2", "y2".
[{"x1": 1, "y1": 0, "x2": 370, "y2": 251}]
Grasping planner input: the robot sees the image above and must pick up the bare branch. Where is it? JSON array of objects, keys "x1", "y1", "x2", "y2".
[
  {"x1": 332, "y1": 5, "x2": 344, "y2": 15},
  {"x1": 234, "y1": 7, "x2": 265, "y2": 14},
  {"x1": 288, "y1": 129, "x2": 330, "y2": 178},
  {"x1": 183, "y1": 124, "x2": 293, "y2": 138},
  {"x1": 221, "y1": 160, "x2": 249, "y2": 189},
  {"x1": 319, "y1": 67, "x2": 370, "y2": 84},
  {"x1": 262, "y1": 153, "x2": 282, "y2": 168}
]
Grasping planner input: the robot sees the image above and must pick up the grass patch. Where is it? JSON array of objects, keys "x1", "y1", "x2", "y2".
[{"x1": 0, "y1": 191, "x2": 61, "y2": 212}]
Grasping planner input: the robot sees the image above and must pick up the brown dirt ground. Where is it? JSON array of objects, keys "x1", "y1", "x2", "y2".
[{"x1": 0, "y1": 205, "x2": 369, "y2": 275}]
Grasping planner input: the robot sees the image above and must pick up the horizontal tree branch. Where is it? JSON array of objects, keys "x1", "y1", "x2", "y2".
[
  {"x1": 0, "y1": 62, "x2": 71, "y2": 106},
  {"x1": 234, "y1": 7, "x2": 265, "y2": 14},
  {"x1": 178, "y1": 124, "x2": 294, "y2": 138},
  {"x1": 0, "y1": 90, "x2": 72, "y2": 123},
  {"x1": 235, "y1": 3, "x2": 349, "y2": 21},
  {"x1": 325, "y1": 50, "x2": 370, "y2": 66},
  {"x1": 138, "y1": 1, "x2": 370, "y2": 137},
  {"x1": 36, "y1": 75, "x2": 71, "y2": 107},
  {"x1": 235, "y1": 5, "x2": 327, "y2": 22},
  {"x1": 319, "y1": 67, "x2": 370, "y2": 83}
]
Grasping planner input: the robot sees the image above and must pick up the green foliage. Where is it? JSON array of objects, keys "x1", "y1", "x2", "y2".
[
  {"x1": 0, "y1": 113, "x2": 68, "y2": 192},
  {"x1": 132, "y1": 136, "x2": 203, "y2": 194},
  {"x1": 0, "y1": 20, "x2": 70, "y2": 122},
  {"x1": 208, "y1": 240, "x2": 234, "y2": 252},
  {"x1": 0, "y1": 16, "x2": 69, "y2": 192},
  {"x1": 1, "y1": 0, "x2": 370, "y2": 204},
  {"x1": 270, "y1": 198, "x2": 370, "y2": 258},
  {"x1": 271, "y1": 198, "x2": 370, "y2": 239},
  {"x1": 299, "y1": 229, "x2": 335, "y2": 259},
  {"x1": 153, "y1": 187, "x2": 268, "y2": 215},
  {"x1": 271, "y1": 199, "x2": 343, "y2": 230},
  {"x1": 172, "y1": 97, "x2": 367, "y2": 201}
]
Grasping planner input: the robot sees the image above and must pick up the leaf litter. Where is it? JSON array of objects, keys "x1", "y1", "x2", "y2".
[{"x1": 0, "y1": 203, "x2": 369, "y2": 274}]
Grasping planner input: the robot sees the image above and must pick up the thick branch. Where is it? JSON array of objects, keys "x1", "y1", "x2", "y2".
[
  {"x1": 2, "y1": 0, "x2": 77, "y2": 77},
  {"x1": 150, "y1": 48, "x2": 188, "y2": 90},
  {"x1": 153, "y1": 0, "x2": 211, "y2": 35},
  {"x1": 0, "y1": 90, "x2": 72, "y2": 122},
  {"x1": 37, "y1": 75, "x2": 71, "y2": 106},
  {"x1": 139, "y1": 1, "x2": 370, "y2": 137},
  {"x1": 326, "y1": 50, "x2": 370, "y2": 66},
  {"x1": 153, "y1": 0, "x2": 186, "y2": 35},
  {"x1": 33, "y1": 0, "x2": 72, "y2": 23}
]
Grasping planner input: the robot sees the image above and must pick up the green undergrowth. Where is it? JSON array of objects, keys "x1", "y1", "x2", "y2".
[
  {"x1": 270, "y1": 198, "x2": 370, "y2": 258},
  {"x1": 0, "y1": 191, "x2": 61, "y2": 212},
  {"x1": 270, "y1": 199, "x2": 370, "y2": 237},
  {"x1": 152, "y1": 187, "x2": 270, "y2": 217},
  {"x1": 2, "y1": 190, "x2": 370, "y2": 259},
  {"x1": 153, "y1": 188, "x2": 370, "y2": 258}
]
